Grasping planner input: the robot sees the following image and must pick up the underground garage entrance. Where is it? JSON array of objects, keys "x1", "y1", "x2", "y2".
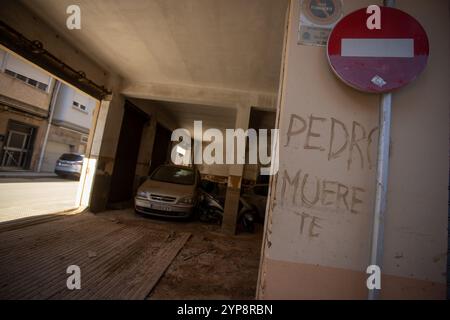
[
  {"x1": 0, "y1": 97, "x2": 276, "y2": 299},
  {"x1": 97, "y1": 99, "x2": 276, "y2": 299}
]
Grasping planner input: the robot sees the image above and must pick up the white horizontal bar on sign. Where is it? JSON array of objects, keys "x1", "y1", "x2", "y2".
[{"x1": 341, "y1": 39, "x2": 414, "y2": 58}]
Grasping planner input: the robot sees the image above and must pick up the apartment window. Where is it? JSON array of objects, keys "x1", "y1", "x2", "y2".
[
  {"x1": 37, "y1": 83, "x2": 48, "y2": 91},
  {"x1": 4, "y1": 69, "x2": 15, "y2": 77},
  {"x1": 16, "y1": 73, "x2": 27, "y2": 82},
  {"x1": 27, "y1": 78, "x2": 37, "y2": 86},
  {"x1": 72, "y1": 101, "x2": 89, "y2": 114},
  {"x1": 3, "y1": 69, "x2": 49, "y2": 92},
  {"x1": 81, "y1": 135, "x2": 89, "y2": 143}
]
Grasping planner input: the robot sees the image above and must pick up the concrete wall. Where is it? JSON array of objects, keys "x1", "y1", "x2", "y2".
[{"x1": 259, "y1": 0, "x2": 449, "y2": 299}]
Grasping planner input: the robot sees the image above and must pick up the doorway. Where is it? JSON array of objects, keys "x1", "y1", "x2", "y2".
[
  {"x1": 108, "y1": 101, "x2": 149, "y2": 204},
  {"x1": 0, "y1": 120, "x2": 36, "y2": 170},
  {"x1": 148, "y1": 123, "x2": 172, "y2": 175}
]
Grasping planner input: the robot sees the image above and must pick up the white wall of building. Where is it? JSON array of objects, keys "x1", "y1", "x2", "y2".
[
  {"x1": 1, "y1": 49, "x2": 52, "y2": 87},
  {"x1": 52, "y1": 84, "x2": 96, "y2": 132}
]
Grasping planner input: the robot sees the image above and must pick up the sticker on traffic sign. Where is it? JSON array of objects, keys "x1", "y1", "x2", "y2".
[
  {"x1": 299, "y1": 0, "x2": 343, "y2": 47},
  {"x1": 327, "y1": 7, "x2": 429, "y2": 93}
]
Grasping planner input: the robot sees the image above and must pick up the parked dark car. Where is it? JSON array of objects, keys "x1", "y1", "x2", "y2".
[{"x1": 54, "y1": 153, "x2": 84, "y2": 180}]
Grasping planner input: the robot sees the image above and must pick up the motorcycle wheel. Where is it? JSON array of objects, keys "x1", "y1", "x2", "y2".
[
  {"x1": 240, "y1": 210, "x2": 256, "y2": 233},
  {"x1": 199, "y1": 208, "x2": 223, "y2": 224}
]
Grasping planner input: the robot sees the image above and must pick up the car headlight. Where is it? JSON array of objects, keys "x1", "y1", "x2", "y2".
[
  {"x1": 137, "y1": 191, "x2": 148, "y2": 198},
  {"x1": 178, "y1": 196, "x2": 194, "y2": 205}
]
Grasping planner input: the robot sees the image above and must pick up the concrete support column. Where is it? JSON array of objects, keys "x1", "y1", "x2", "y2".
[
  {"x1": 76, "y1": 98, "x2": 108, "y2": 208},
  {"x1": 88, "y1": 75, "x2": 125, "y2": 212},
  {"x1": 221, "y1": 105, "x2": 251, "y2": 235},
  {"x1": 134, "y1": 116, "x2": 157, "y2": 189}
]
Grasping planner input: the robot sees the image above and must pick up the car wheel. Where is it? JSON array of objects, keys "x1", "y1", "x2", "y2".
[{"x1": 134, "y1": 208, "x2": 144, "y2": 217}]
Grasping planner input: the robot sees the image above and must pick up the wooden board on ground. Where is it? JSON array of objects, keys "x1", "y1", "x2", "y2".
[{"x1": 0, "y1": 213, "x2": 191, "y2": 300}]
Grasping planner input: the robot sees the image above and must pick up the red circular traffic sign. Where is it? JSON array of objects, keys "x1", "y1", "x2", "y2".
[{"x1": 327, "y1": 7, "x2": 429, "y2": 93}]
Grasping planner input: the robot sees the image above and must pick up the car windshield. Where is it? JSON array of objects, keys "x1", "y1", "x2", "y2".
[
  {"x1": 151, "y1": 166, "x2": 195, "y2": 185},
  {"x1": 59, "y1": 154, "x2": 83, "y2": 162}
]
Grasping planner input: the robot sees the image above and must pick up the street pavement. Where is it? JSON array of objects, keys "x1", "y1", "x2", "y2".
[{"x1": 0, "y1": 177, "x2": 79, "y2": 223}]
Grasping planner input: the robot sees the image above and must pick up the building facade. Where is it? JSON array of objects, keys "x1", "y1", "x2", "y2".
[
  {"x1": 40, "y1": 83, "x2": 96, "y2": 173},
  {"x1": 0, "y1": 48, "x2": 96, "y2": 173},
  {"x1": 0, "y1": 48, "x2": 54, "y2": 171}
]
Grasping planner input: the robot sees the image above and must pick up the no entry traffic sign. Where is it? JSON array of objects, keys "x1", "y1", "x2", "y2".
[{"x1": 327, "y1": 6, "x2": 429, "y2": 93}]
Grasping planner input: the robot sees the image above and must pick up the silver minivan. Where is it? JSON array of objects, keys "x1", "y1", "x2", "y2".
[{"x1": 135, "y1": 165, "x2": 200, "y2": 218}]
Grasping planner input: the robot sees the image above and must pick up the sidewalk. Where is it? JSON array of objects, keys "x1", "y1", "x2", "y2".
[{"x1": 0, "y1": 171, "x2": 57, "y2": 179}]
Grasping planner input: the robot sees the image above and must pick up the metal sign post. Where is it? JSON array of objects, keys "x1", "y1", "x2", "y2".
[
  {"x1": 368, "y1": 92, "x2": 392, "y2": 300},
  {"x1": 367, "y1": 0, "x2": 395, "y2": 301}
]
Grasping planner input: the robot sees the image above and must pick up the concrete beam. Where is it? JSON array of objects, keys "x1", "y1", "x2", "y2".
[{"x1": 122, "y1": 81, "x2": 278, "y2": 110}]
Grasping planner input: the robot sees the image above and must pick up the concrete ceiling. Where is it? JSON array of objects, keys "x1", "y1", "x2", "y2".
[
  {"x1": 146, "y1": 100, "x2": 237, "y2": 135},
  {"x1": 160, "y1": 101, "x2": 236, "y2": 132},
  {"x1": 21, "y1": 0, "x2": 288, "y2": 95}
]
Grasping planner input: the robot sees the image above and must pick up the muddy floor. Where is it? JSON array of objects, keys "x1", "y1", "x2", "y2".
[{"x1": 96, "y1": 208, "x2": 263, "y2": 300}]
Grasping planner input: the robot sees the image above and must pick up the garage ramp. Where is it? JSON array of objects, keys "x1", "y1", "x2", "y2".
[{"x1": 0, "y1": 213, "x2": 190, "y2": 299}]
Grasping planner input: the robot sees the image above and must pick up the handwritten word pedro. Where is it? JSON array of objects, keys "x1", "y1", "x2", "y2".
[{"x1": 284, "y1": 114, "x2": 378, "y2": 171}]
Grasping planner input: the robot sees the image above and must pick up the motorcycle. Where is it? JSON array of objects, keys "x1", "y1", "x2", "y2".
[
  {"x1": 197, "y1": 191, "x2": 224, "y2": 224},
  {"x1": 197, "y1": 189, "x2": 258, "y2": 233}
]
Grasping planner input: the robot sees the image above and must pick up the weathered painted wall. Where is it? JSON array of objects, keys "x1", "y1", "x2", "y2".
[
  {"x1": 259, "y1": 0, "x2": 449, "y2": 299},
  {"x1": 0, "y1": 69, "x2": 52, "y2": 113}
]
